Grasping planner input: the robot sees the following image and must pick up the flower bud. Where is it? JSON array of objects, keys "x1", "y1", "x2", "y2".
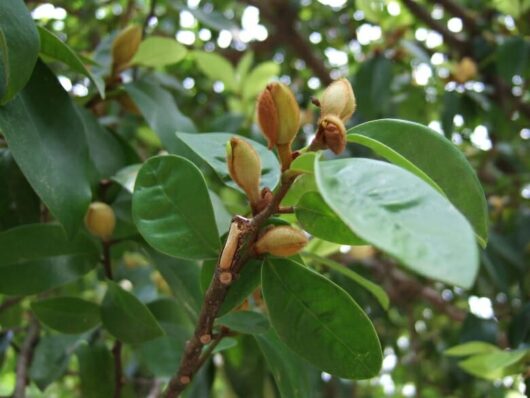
[
  {"x1": 85, "y1": 202, "x2": 116, "y2": 240},
  {"x1": 257, "y1": 83, "x2": 301, "y2": 148},
  {"x1": 320, "y1": 78, "x2": 356, "y2": 121},
  {"x1": 112, "y1": 25, "x2": 142, "y2": 73},
  {"x1": 226, "y1": 137, "x2": 262, "y2": 206},
  {"x1": 314, "y1": 114, "x2": 347, "y2": 154},
  {"x1": 453, "y1": 57, "x2": 477, "y2": 84},
  {"x1": 255, "y1": 226, "x2": 308, "y2": 257}
]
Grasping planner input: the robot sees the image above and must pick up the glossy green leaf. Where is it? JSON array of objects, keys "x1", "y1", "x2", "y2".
[
  {"x1": 445, "y1": 341, "x2": 500, "y2": 357},
  {"x1": 131, "y1": 37, "x2": 187, "y2": 67},
  {"x1": 209, "y1": 190, "x2": 232, "y2": 236},
  {"x1": 262, "y1": 258, "x2": 382, "y2": 379},
  {"x1": 217, "y1": 311, "x2": 270, "y2": 334},
  {"x1": 201, "y1": 259, "x2": 262, "y2": 316},
  {"x1": 30, "y1": 334, "x2": 82, "y2": 390},
  {"x1": 296, "y1": 192, "x2": 364, "y2": 245},
  {"x1": 0, "y1": 224, "x2": 99, "y2": 295},
  {"x1": 133, "y1": 155, "x2": 220, "y2": 259},
  {"x1": 254, "y1": 329, "x2": 316, "y2": 398},
  {"x1": 125, "y1": 79, "x2": 197, "y2": 152},
  {"x1": 177, "y1": 132, "x2": 280, "y2": 191},
  {"x1": 347, "y1": 119, "x2": 488, "y2": 246},
  {"x1": 111, "y1": 164, "x2": 141, "y2": 194},
  {"x1": 0, "y1": 0, "x2": 39, "y2": 104},
  {"x1": 458, "y1": 349, "x2": 529, "y2": 380},
  {"x1": 301, "y1": 252, "x2": 389, "y2": 310},
  {"x1": 290, "y1": 152, "x2": 316, "y2": 174},
  {"x1": 0, "y1": 61, "x2": 93, "y2": 236},
  {"x1": 100, "y1": 281, "x2": 165, "y2": 344},
  {"x1": 76, "y1": 343, "x2": 115, "y2": 398},
  {"x1": 316, "y1": 158, "x2": 479, "y2": 288},
  {"x1": 38, "y1": 26, "x2": 105, "y2": 98},
  {"x1": 136, "y1": 335, "x2": 186, "y2": 377},
  {"x1": 172, "y1": 4, "x2": 237, "y2": 31},
  {"x1": 32, "y1": 297, "x2": 100, "y2": 334},
  {"x1": 193, "y1": 51, "x2": 237, "y2": 91}
]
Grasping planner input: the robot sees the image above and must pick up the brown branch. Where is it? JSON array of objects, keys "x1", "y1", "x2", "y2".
[
  {"x1": 142, "y1": 0, "x2": 158, "y2": 37},
  {"x1": 239, "y1": 0, "x2": 332, "y2": 85},
  {"x1": 164, "y1": 174, "x2": 298, "y2": 397},
  {"x1": 112, "y1": 341, "x2": 123, "y2": 398},
  {"x1": 428, "y1": 0, "x2": 479, "y2": 33},
  {"x1": 401, "y1": 0, "x2": 470, "y2": 55},
  {"x1": 0, "y1": 297, "x2": 22, "y2": 314},
  {"x1": 13, "y1": 316, "x2": 40, "y2": 398}
]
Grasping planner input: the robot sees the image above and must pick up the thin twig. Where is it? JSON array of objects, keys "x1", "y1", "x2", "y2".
[
  {"x1": 142, "y1": 0, "x2": 157, "y2": 37},
  {"x1": 13, "y1": 316, "x2": 40, "y2": 398},
  {"x1": 0, "y1": 297, "x2": 23, "y2": 314},
  {"x1": 112, "y1": 341, "x2": 123, "y2": 398},
  {"x1": 164, "y1": 174, "x2": 298, "y2": 397}
]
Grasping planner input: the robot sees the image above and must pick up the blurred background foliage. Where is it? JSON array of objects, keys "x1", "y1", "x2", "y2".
[{"x1": 1, "y1": 0, "x2": 529, "y2": 397}]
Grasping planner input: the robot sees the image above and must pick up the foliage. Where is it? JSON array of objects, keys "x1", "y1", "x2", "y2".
[{"x1": 0, "y1": 0, "x2": 529, "y2": 397}]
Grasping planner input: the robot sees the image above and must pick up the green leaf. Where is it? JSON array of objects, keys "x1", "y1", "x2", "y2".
[
  {"x1": 254, "y1": 329, "x2": 316, "y2": 398},
  {"x1": 201, "y1": 259, "x2": 262, "y2": 316},
  {"x1": 172, "y1": 4, "x2": 237, "y2": 31},
  {"x1": 177, "y1": 132, "x2": 281, "y2": 191},
  {"x1": 316, "y1": 158, "x2": 479, "y2": 288},
  {"x1": 76, "y1": 343, "x2": 115, "y2": 398},
  {"x1": 296, "y1": 192, "x2": 364, "y2": 245},
  {"x1": 290, "y1": 152, "x2": 316, "y2": 174},
  {"x1": 77, "y1": 107, "x2": 128, "y2": 182},
  {"x1": 235, "y1": 51, "x2": 254, "y2": 85},
  {"x1": 458, "y1": 349, "x2": 529, "y2": 380},
  {"x1": 136, "y1": 335, "x2": 186, "y2": 377},
  {"x1": 0, "y1": 0, "x2": 39, "y2": 104},
  {"x1": 496, "y1": 37, "x2": 529, "y2": 82},
  {"x1": 241, "y1": 61, "x2": 280, "y2": 99},
  {"x1": 0, "y1": 224, "x2": 99, "y2": 295},
  {"x1": 209, "y1": 190, "x2": 232, "y2": 236},
  {"x1": 100, "y1": 281, "x2": 165, "y2": 344},
  {"x1": 0, "y1": 149, "x2": 40, "y2": 230},
  {"x1": 492, "y1": 0, "x2": 530, "y2": 17},
  {"x1": 30, "y1": 334, "x2": 81, "y2": 390},
  {"x1": 111, "y1": 164, "x2": 141, "y2": 194},
  {"x1": 38, "y1": 26, "x2": 105, "y2": 98},
  {"x1": 347, "y1": 119, "x2": 488, "y2": 246},
  {"x1": 125, "y1": 79, "x2": 197, "y2": 152},
  {"x1": 217, "y1": 311, "x2": 270, "y2": 335},
  {"x1": 133, "y1": 155, "x2": 220, "y2": 259},
  {"x1": 445, "y1": 341, "x2": 500, "y2": 357},
  {"x1": 32, "y1": 297, "x2": 100, "y2": 334},
  {"x1": 131, "y1": 37, "x2": 187, "y2": 68},
  {"x1": 0, "y1": 61, "x2": 93, "y2": 236},
  {"x1": 301, "y1": 252, "x2": 389, "y2": 310},
  {"x1": 262, "y1": 258, "x2": 382, "y2": 379},
  {"x1": 354, "y1": 56, "x2": 392, "y2": 119},
  {"x1": 193, "y1": 51, "x2": 237, "y2": 91},
  {"x1": 148, "y1": 249, "x2": 203, "y2": 322}
]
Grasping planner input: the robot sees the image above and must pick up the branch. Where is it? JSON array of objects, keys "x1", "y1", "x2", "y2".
[
  {"x1": 13, "y1": 316, "x2": 40, "y2": 398},
  {"x1": 164, "y1": 174, "x2": 298, "y2": 397},
  {"x1": 401, "y1": 0, "x2": 470, "y2": 55},
  {"x1": 0, "y1": 297, "x2": 22, "y2": 314},
  {"x1": 239, "y1": 0, "x2": 332, "y2": 85},
  {"x1": 428, "y1": 0, "x2": 479, "y2": 33},
  {"x1": 112, "y1": 341, "x2": 123, "y2": 398},
  {"x1": 142, "y1": 0, "x2": 157, "y2": 37}
]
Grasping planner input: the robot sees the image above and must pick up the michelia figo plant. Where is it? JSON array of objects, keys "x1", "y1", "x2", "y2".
[{"x1": 130, "y1": 78, "x2": 485, "y2": 397}]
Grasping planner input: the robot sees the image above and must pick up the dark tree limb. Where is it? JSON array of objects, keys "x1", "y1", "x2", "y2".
[
  {"x1": 164, "y1": 174, "x2": 298, "y2": 397},
  {"x1": 0, "y1": 297, "x2": 23, "y2": 314},
  {"x1": 428, "y1": 0, "x2": 480, "y2": 32},
  {"x1": 13, "y1": 316, "x2": 40, "y2": 398}
]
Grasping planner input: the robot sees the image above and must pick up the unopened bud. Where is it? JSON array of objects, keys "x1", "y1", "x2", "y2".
[
  {"x1": 255, "y1": 226, "x2": 308, "y2": 257},
  {"x1": 226, "y1": 137, "x2": 262, "y2": 206},
  {"x1": 257, "y1": 83, "x2": 301, "y2": 148},
  {"x1": 453, "y1": 57, "x2": 477, "y2": 84},
  {"x1": 85, "y1": 202, "x2": 116, "y2": 240},
  {"x1": 112, "y1": 25, "x2": 142, "y2": 73},
  {"x1": 320, "y1": 78, "x2": 356, "y2": 121},
  {"x1": 318, "y1": 115, "x2": 347, "y2": 154}
]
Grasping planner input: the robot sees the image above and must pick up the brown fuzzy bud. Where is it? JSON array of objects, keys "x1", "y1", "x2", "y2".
[
  {"x1": 257, "y1": 83, "x2": 301, "y2": 148},
  {"x1": 85, "y1": 202, "x2": 116, "y2": 240},
  {"x1": 320, "y1": 78, "x2": 356, "y2": 121},
  {"x1": 255, "y1": 226, "x2": 308, "y2": 257},
  {"x1": 319, "y1": 115, "x2": 347, "y2": 154},
  {"x1": 226, "y1": 137, "x2": 262, "y2": 206},
  {"x1": 112, "y1": 25, "x2": 142, "y2": 73}
]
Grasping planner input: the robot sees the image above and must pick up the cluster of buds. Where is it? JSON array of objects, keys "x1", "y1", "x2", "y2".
[{"x1": 311, "y1": 78, "x2": 356, "y2": 154}]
